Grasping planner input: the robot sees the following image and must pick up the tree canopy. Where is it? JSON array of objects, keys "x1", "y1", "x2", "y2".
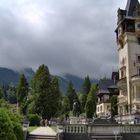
[
  {"x1": 16, "y1": 74, "x2": 29, "y2": 114},
  {"x1": 31, "y1": 64, "x2": 61, "y2": 120},
  {"x1": 66, "y1": 81, "x2": 78, "y2": 111},
  {"x1": 80, "y1": 76, "x2": 91, "y2": 112},
  {"x1": 85, "y1": 84, "x2": 96, "y2": 118}
]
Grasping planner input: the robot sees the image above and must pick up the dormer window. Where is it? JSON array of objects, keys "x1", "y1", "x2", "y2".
[{"x1": 126, "y1": 19, "x2": 135, "y2": 32}]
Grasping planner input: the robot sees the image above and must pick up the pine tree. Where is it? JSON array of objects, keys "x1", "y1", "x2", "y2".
[
  {"x1": 16, "y1": 74, "x2": 29, "y2": 114},
  {"x1": 66, "y1": 81, "x2": 78, "y2": 111},
  {"x1": 80, "y1": 76, "x2": 91, "y2": 112},
  {"x1": 62, "y1": 96, "x2": 70, "y2": 115},
  {"x1": 50, "y1": 77, "x2": 60, "y2": 117},
  {"x1": 85, "y1": 85, "x2": 96, "y2": 118},
  {"x1": 31, "y1": 64, "x2": 51, "y2": 119},
  {"x1": 0, "y1": 87, "x2": 3, "y2": 99}
]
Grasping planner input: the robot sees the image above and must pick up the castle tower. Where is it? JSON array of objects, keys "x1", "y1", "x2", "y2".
[{"x1": 116, "y1": 0, "x2": 140, "y2": 123}]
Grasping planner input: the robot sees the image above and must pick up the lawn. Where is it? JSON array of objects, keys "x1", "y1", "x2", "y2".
[{"x1": 51, "y1": 126, "x2": 57, "y2": 132}]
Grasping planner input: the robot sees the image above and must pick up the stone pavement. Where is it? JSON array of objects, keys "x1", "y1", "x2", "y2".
[{"x1": 30, "y1": 127, "x2": 57, "y2": 136}]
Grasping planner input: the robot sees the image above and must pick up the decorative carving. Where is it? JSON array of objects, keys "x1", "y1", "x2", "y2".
[{"x1": 133, "y1": 5, "x2": 140, "y2": 16}]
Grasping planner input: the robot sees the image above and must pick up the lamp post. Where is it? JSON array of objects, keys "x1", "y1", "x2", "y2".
[{"x1": 113, "y1": 129, "x2": 119, "y2": 140}]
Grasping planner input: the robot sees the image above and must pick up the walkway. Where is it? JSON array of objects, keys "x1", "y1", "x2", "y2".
[{"x1": 30, "y1": 127, "x2": 57, "y2": 136}]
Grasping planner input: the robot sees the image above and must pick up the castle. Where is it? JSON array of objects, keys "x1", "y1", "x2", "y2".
[{"x1": 116, "y1": 0, "x2": 140, "y2": 123}]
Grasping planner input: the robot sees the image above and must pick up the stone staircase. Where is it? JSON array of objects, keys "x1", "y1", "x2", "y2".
[{"x1": 28, "y1": 134, "x2": 57, "y2": 140}]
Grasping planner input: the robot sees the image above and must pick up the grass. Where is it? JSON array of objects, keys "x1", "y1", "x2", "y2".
[
  {"x1": 28, "y1": 126, "x2": 38, "y2": 133},
  {"x1": 51, "y1": 126, "x2": 57, "y2": 132}
]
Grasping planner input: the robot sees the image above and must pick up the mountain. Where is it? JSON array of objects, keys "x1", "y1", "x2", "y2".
[
  {"x1": 0, "y1": 67, "x2": 98, "y2": 94},
  {"x1": 18, "y1": 68, "x2": 35, "y2": 82},
  {"x1": 0, "y1": 67, "x2": 19, "y2": 85},
  {"x1": 57, "y1": 74, "x2": 98, "y2": 94},
  {"x1": 0, "y1": 67, "x2": 35, "y2": 85}
]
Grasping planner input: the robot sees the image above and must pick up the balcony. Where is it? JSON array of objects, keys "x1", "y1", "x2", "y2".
[
  {"x1": 118, "y1": 96, "x2": 127, "y2": 104},
  {"x1": 132, "y1": 98, "x2": 140, "y2": 104},
  {"x1": 117, "y1": 77, "x2": 127, "y2": 90},
  {"x1": 97, "y1": 99, "x2": 110, "y2": 105},
  {"x1": 131, "y1": 75, "x2": 140, "y2": 84}
]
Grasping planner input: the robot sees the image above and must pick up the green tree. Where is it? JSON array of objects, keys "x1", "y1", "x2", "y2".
[
  {"x1": 66, "y1": 81, "x2": 78, "y2": 111},
  {"x1": 0, "y1": 99, "x2": 10, "y2": 109},
  {"x1": 31, "y1": 64, "x2": 52, "y2": 120},
  {"x1": 7, "y1": 111, "x2": 25, "y2": 140},
  {"x1": 7, "y1": 86, "x2": 17, "y2": 104},
  {"x1": 85, "y1": 85, "x2": 96, "y2": 118},
  {"x1": 61, "y1": 96, "x2": 70, "y2": 115},
  {"x1": 50, "y1": 77, "x2": 60, "y2": 117},
  {"x1": 0, "y1": 86, "x2": 3, "y2": 99},
  {"x1": 16, "y1": 74, "x2": 29, "y2": 114},
  {"x1": 111, "y1": 96, "x2": 118, "y2": 117},
  {"x1": 80, "y1": 76, "x2": 91, "y2": 112},
  {"x1": 0, "y1": 109, "x2": 17, "y2": 140}
]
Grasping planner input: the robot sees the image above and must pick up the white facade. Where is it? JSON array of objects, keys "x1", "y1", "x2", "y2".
[
  {"x1": 116, "y1": 0, "x2": 140, "y2": 123},
  {"x1": 96, "y1": 102, "x2": 111, "y2": 117}
]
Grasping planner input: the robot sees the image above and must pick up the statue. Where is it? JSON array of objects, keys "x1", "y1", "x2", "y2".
[{"x1": 72, "y1": 100, "x2": 80, "y2": 117}]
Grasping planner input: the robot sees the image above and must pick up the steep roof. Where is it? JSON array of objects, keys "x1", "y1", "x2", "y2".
[
  {"x1": 125, "y1": 0, "x2": 139, "y2": 16},
  {"x1": 97, "y1": 79, "x2": 114, "y2": 94}
]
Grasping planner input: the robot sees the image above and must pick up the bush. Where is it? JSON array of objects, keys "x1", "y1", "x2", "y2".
[
  {"x1": 29, "y1": 114, "x2": 40, "y2": 126},
  {"x1": 13, "y1": 124, "x2": 25, "y2": 140},
  {"x1": 0, "y1": 108, "x2": 16, "y2": 140},
  {"x1": 0, "y1": 108, "x2": 25, "y2": 140},
  {"x1": 7, "y1": 111, "x2": 25, "y2": 140}
]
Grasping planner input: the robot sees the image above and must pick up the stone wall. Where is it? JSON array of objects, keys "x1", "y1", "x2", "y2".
[
  {"x1": 122, "y1": 133, "x2": 140, "y2": 140},
  {"x1": 63, "y1": 133, "x2": 89, "y2": 140},
  {"x1": 61, "y1": 124, "x2": 140, "y2": 140}
]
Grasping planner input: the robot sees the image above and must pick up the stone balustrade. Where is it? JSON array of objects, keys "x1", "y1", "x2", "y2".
[
  {"x1": 62, "y1": 124, "x2": 140, "y2": 134},
  {"x1": 63, "y1": 124, "x2": 87, "y2": 133}
]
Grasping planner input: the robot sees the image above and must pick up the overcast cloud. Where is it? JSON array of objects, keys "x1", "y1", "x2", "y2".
[{"x1": 0, "y1": 0, "x2": 127, "y2": 78}]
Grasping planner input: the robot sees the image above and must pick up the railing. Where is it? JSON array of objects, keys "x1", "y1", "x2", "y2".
[
  {"x1": 133, "y1": 98, "x2": 140, "y2": 102},
  {"x1": 97, "y1": 100, "x2": 110, "y2": 104},
  {"x1": 131, "y1": 74, "x2": 140, "y2": 82},
  {"x1": 62, "y1": 124, "x2": 140, "y2": 134},
  {"x1": 118, "y1": 96, "x2": 127, "y2": 104},
  {"x1": 120, "y1": 125, "x2": 140, "y2": 133},
  {"x1": 63, "y1": 124, "x2": 87, "y2": 133}
]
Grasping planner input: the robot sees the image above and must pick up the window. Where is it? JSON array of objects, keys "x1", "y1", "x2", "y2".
[
  {"x1": 138, "y1": 68, "x2": 140, "y2": 75},
  {"x1": 100, "y1": 106, "x2": 102, "y2": 112},
  {"x1": 138, "y1": 38, "x2": 140, "y2": 45},
  {"x1": 107, "y1": 105, "x2": 110, "y2": 111},
  {"x1": 120, "y1": 66, "x2": 126, "y2": 79},
  {"x1": 136, "y1": 105, "x2": 140, "y2": 109},
  {"x1": 138, "y1": 56, "x2": 140, "y2": 62},
  {"x1": 136, "y1": 54, "x2": 140, "y2": 62},
  {"x1": 126, "y1": 19, "x2": 135, "y2": 32}
]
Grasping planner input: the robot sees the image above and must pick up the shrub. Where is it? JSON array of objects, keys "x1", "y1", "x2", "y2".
[
  {"x1": 0, "y1": 108, "x2": 25, "y2": 140},
  {"x1": 0, "y1": 108, "x2": 16, "y2": 140},
  {"x1": 7, "y1": 111, "x2": 25, "y2": 140},
  {"x1": 29, "y1": 114, "x2": 40, "y2": 126},
  {"x1": 13, "y1": 123, "x2": 25, "y2": 140}
]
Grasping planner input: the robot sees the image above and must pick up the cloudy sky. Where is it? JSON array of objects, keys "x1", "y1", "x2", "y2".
[{"x1": 0, "y1": 0, "x2": 128, "y2": 78}]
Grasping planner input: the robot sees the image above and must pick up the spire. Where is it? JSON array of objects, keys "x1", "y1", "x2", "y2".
[{"x1": 125, "y1": 0, "x2": 139, "y2": 16}]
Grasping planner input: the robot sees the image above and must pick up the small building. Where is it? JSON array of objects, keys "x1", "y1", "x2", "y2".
[{"x1": 96, "y1": 73, "x2": 119, "y2": 118}]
